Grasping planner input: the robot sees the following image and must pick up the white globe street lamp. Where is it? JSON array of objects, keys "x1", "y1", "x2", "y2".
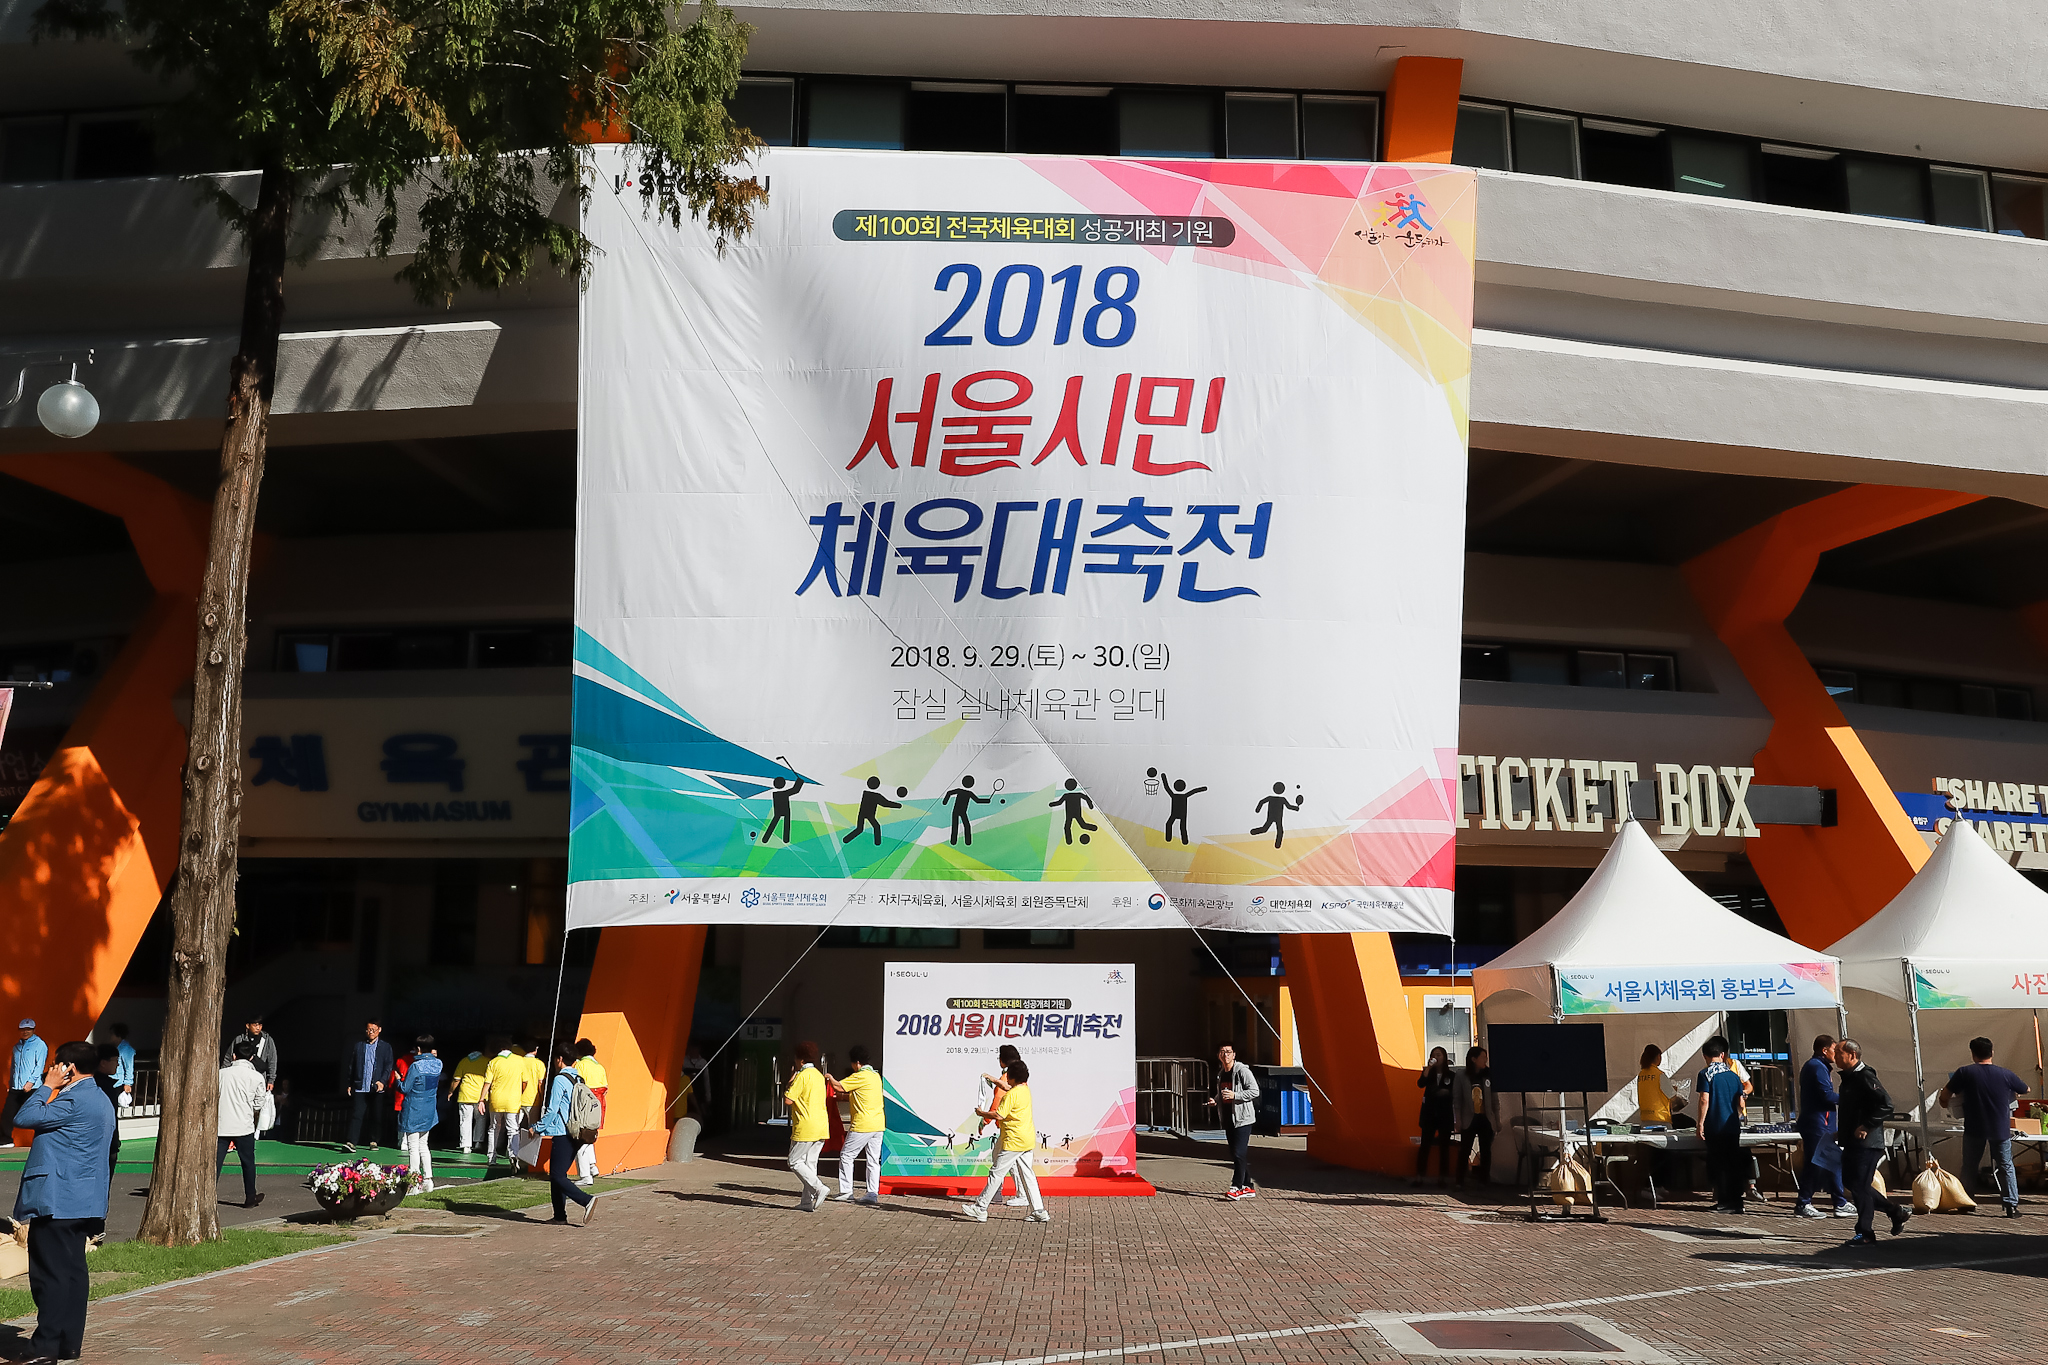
[{"x1": 36, "y1": 366, "x2": 99, "y2": 439}]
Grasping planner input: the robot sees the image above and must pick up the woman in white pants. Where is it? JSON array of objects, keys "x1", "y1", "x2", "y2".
[{"x1": 397, "y1": 1036, "x2": 444, "y2": 1193}]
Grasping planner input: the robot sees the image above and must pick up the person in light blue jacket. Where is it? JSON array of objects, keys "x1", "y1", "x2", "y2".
[
  {"x1": 399, "y1": 1037, "x2": 445, "y2": 1194},
  {"x1": 533, "y1": 1043, "x2": 595, "y2": 1225},
  {"x1": 5, "y1": 1020, "x2": 49, "y2": 1140},
  {"x1": 15, "y1": 1040, "x2": 116, "y2": 1361},
  {"x1": 111, "y1": 1023, "x2": 137, "y2": 1109}
]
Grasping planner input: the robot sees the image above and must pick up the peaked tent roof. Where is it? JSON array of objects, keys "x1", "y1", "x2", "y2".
[
  {"x1": 1473, "y1": 820, "x2": 1839, "y2": 1007},
  {"x1": 1827, "y1": 817, "x2": 2048, "y2": 1001}
]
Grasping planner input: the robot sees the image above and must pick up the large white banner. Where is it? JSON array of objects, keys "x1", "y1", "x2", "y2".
[
  {"x1": 570, "y1": 146, "x2": 1474, "y2": 931},
  {"x1": 879, "y1": 961, "x2": 1136, "y2": 1180}
]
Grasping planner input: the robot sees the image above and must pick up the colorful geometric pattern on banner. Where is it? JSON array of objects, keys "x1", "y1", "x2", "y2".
[
  {"x1": 879, "y1": 962, "x2": 1136, "y2": 1179},
  {"x1": 570, "y1": 146, "x2": 1475, "y2": 931}
]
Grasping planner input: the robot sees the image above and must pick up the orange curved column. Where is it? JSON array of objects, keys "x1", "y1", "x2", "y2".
[
  {"x1": 0, "y1": 455, "x2": 211, "y2": 1057},
  {"x1": 1682, "y1": 484, "x2": 1980, "y2": 947},
  {"x1": 577, "y1": 924, "x2": 707, "y2": 1170},
  {"x1": 1280, "y1": 932, "x2": 1425, "y2": 1173},
  {"x1": 1383, "y1": 56, "x2": 1464, "y2": 163}
]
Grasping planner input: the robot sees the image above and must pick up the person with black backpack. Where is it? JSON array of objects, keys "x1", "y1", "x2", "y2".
[
  {"x1": 534, "y1": 1043, "x2": 598, "y2": 1226},
  {"x1": 1835, "y1": 1038, "x2": 1910, "y2": 1246}
]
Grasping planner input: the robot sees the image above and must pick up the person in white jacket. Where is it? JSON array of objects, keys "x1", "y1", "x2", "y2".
[{"x1": 217, "y1": 1039, "x2": 269, "y2": 1209}]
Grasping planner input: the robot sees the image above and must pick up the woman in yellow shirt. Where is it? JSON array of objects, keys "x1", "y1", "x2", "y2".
[
  {"x1": 961, "y1": 1060, "x2": 1049, "y2": 1223},
  {"x1": 784, "y1": 1041, "x2": 831, "y2": 1211},
  {"x1": 1636, "y1": 1045, "x2": 1673, "y2": 1125}
]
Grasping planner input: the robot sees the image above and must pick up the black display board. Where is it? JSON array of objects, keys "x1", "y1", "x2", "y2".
[{"x1": 1486, "y1": 1023, "x2": 1607, "y2": 1093}]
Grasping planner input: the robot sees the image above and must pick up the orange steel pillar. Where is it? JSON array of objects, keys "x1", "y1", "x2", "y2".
[
  {"x1": 1683, "y1": 485, "x2": 1981, "y2": 947},
  {"x1": 1280, "y1": 932, "x2": 1426, "y2": 1171},
  {"x1": 1273, "y1": 54, "x2": 1466, "y2": 1176},
  {"x1": 1383, "y1": 56, "x2": 1464, "y2": 163},
  {"x1": 0, "y1": 455, "x2": 210, "y2": 1053},
  {"x1": 576, "y1": 924, "x2": 706, "y2": 1170}
]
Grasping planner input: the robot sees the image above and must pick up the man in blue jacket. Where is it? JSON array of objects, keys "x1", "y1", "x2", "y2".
[
  {"x1": 14, "y1": 1039, "x2": 116, "y2": 1362},
  {"x1": 1792, "y1": 1034, "x2": 1852, "y2": 1219},
  {"x1": 5, "y1": 1020, "x2": 49, "y2": 1141}
]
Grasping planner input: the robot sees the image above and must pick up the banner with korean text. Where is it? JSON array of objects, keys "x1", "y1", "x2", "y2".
[
  {"x1": 1558, "y1": 962, "x2": 1842, "y2": 1015},
  {"x1": 879, "y1": 961, "x2": 1136, "y2": 1181},
  {"x1": 570, "y1": 146, "x2": 1475, "y2": 931}
]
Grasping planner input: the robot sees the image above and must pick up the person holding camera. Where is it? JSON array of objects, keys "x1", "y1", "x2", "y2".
[{"x1": 12, "y1": 1039, "x2": 116, "y2": 1362}]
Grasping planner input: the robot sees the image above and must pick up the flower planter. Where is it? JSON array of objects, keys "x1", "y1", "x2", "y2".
[{"x1": 316, "y1": 1188, "x2": 405, "y2": 1221}]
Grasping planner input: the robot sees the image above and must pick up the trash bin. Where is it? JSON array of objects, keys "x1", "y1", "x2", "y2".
[{"x1": 1250, "y1": 1065, "x2": 1310, "y2": 1136}]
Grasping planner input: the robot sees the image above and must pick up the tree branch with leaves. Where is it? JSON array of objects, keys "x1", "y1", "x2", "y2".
[{"x1": 34, "y1": 0, "x2": 764, "y2": 1246}]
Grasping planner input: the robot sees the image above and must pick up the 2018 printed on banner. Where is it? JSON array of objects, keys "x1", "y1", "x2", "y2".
[{"x1": 569, "y1": 147, "x2": 1476, "y2": 933}]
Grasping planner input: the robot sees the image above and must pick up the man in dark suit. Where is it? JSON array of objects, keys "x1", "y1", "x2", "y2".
[
  {"x1": 1835, "y1": 1038, "x2": 1910, "y2": 1246},
  {"x1": 1792, "y1": 1034, "x2": 1851, "y2": 1219},
  {"x1": 340, "y1": 1021, "x2": 395, "y2": 1153},
  {"x1": 13, "y1": 1039, "x2": 116, "y2": 1363}
]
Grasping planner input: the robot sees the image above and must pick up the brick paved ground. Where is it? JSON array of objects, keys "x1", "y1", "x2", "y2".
[{"x1": 14, "y1": 1135, "x2": 2045, "y2": 1365}]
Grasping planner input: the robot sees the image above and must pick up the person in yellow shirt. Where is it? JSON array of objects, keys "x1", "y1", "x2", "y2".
[
  {"x1": 829, "y1": 1044, "x2": 884, "y2": 1205},
  {"x1": 962, "y1": 1060, "x2": 1049, "y2": 1223},
  {"x1": 518, "y1": 1042, "x2": 548, "y2": 1121},
  {"x1": 445, "y1": 1049, "x2": 490, "y2": 1154},
  {"x1": 572, "y1": 1039, "x2": 609, "y2": 1187},
  {"x1": 784, "y1": 1041, "x2": 830, "y2": 1211},
  {"x1": 478, "y1": 1045, "x2": 530, "y2": 1168}
]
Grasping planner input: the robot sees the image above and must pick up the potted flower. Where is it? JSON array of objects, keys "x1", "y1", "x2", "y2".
[{"x1": 306, "y1": 1160, "x2": 417, "y2": 1220}]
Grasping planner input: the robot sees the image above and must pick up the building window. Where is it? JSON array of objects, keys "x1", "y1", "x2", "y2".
[
  {"x1": 821, "y1": 926, "x2": 960, "y2": 948},
  {"x1": 1510, "y1": 109, "x2": 1579, "y2": 179},
  {"x1": 1225, "y1": 94, "x2": 1296, "y2": 159},
  {"x1": 275, "y1": 624, "x2": 569, "y2": 671},
  {"x1": 728, "y1": 78, "x2": 795, "y2": 147},
  {"x1": 1452, "y1": 102, "x2": 1509, "y2": 171},
  {"x1": 1301, "y1": 96, "x2": 1377, "y2": 161},
  {"x1": 1462, "y1": 642, "x2": 1677, "y2": 691},
  {"x1": 1817, "y1": 666, "x2": 2033, "y2": 720},
  {"x1": 806, "y1": 81, "x2": 906, "y2": 150},
  {"x1": 1578, "y1": 118, "x2": 1665, "y2": 189},
  {"x1": 1670, "y1": 133, "x2": 1753, "y2": 200},
  {"x1": 1760, "y1": 144, "x2": 1842, "y2": 212},
  {"x1": 983, "y1": 929, "x2": 1076, "y2": 949},
  {"x1": 1119, "y1": 89, "x2": 1216, "y2": 158},
  {"x1": 907, "y1": 83, "x2": 1006, "y2": 153},
  {"x1": 1931, "y1": 167, "x2": 1992, "y2": 231},
  {"x1": 1993, "y1": 175, "x2": 2048, "y2": 239},
  {"x1": 1845, "y1": 157, "x2": 1927, "y2": 223},
  {"x1": 1011, "y1": 87, "x2": 1115, "y2": 155}
]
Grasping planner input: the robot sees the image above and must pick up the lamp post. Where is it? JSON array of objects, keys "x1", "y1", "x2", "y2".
[{"x1": 6, "y1": 352, "x2": 99, "y2": 439}]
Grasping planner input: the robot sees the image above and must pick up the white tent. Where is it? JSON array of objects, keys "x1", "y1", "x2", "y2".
[
  {"x1": 1822, "y1": 818, "x2": 2048, "y2": 1159},
  {"x1": 1474, "y1": 820, "x2": 1842, "y2": 1142}
]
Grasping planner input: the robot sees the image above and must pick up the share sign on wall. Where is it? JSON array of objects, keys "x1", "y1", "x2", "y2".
[
  {"x1": 569, "y1": 146, "x2": 1475, "y2": 933},
  {"x1": 879, "y1": 961, "x2": 1136, "y2": 1180}
]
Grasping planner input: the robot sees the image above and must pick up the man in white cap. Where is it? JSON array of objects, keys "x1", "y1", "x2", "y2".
[{"x1": 5, "y1": 1020, "x2": 48, "y2": 1142}]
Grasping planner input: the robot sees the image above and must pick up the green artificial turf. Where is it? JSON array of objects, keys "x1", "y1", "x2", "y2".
[
  {"x1": 401, "y1": 1175, "x2": 648, "y2": 1213},
  {"x1": 0, "y1": 1227, "x2": 348, "y2": 1321}
]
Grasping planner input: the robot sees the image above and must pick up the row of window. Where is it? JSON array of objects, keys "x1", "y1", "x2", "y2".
[
  {"x1": 1816, "y1": 667, "x2": 2034, "y2": 721},
  {"x1": 820, "y1": 926, "x2": 1076, "y2": 949},
  {"x1": 275, "y1": 625, "x2": 572, "y2": 673},
  {"x1": 730, "y1": 77, "x2": 1380, "y2": 162},
  {"x1": 1461, "y1": 642, "x2": 1679, "y2": 691},
  {"x1": 0, "y1": 110, "x2": 206, "y2": 184},
  {"x1": 1452, "y1": 100, "x2": 2047, "y2": 239}
]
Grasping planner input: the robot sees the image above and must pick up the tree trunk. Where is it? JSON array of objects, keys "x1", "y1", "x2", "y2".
[{"x1": 136, "y1": 161, "x2": 294, "y2": 1247}]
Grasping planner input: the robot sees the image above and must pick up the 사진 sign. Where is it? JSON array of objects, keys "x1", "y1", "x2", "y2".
[{"x1": 569, "y1": 146, "x2": 1475, "y2": 932}]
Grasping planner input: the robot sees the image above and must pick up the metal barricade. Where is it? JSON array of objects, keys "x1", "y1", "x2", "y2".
[{"x1": 1136, "y1": 1057, "x2": 1211, "y2": 1135}]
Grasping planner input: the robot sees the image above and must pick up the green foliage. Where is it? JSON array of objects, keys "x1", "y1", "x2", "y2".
[
  {"x1": 33, "y1": 0, "x2": 764, "y2": 304},
  {"x1": 0, "y1": 1228, "x2": 347, "y2": 1321}
]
